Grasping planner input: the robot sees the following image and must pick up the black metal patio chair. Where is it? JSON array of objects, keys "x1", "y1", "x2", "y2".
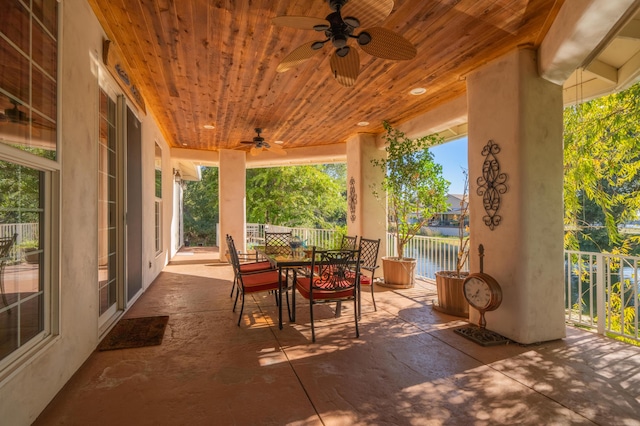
[
  {"x1": 227, "y1": 235, "x2": 282, "y2": 326},
  {"x1": 294, "y1": 247, "x2": 361, "y2": 342}
]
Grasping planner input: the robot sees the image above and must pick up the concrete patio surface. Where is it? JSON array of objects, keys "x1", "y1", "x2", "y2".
[{"x1": 34, "y1": 247, "x2": 640, "y2": 425}]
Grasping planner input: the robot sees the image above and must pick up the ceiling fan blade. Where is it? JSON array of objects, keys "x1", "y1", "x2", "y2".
[
  {"x1": 250, "y1": 146, "x2": 263, "y2": 156},
  {"x1": 341, "y1": 0, "x2": 394, "y2": 28},
  {"x1": 330, "y1": 48, "x2": 360, "y2": 87},
  {"x1": 277, "y1": 41, "x2": 322, "y2": 73},
  {"x1": 359, "y1": 27, "x2": 416, "y2": 60},
  {"x1": 266, "y1": 144, "x2": 287, "y2": 156},
  {"x1": 272, "y1": 16, "x2": 329, "y2": 30},
  {"x1": 240, "y1": 140, "x2": 255, "y2": 144}
]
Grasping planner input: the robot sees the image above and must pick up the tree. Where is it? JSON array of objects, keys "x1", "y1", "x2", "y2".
[
  {"x1": 183, "y1": 164, "x2": 347, "y2": 245},
  {"x1": 564, "y1": 82, "x2": 640, "y2": 254},
  {"x1": 370, "y1": 121, "x2": 449, "y2": 259},
  {"x1": 0, "y1": 160, "x2": 41, "y2": 224},
  {"x1": 183, "y1": 167, "x2": 219, "y2": 245},
  {"x1": 246, "y1": 165, "x2": 346, "y2": 228}
]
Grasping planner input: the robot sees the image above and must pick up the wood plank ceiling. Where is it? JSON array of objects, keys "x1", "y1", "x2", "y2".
[{"x1": 87, "y1": 0, "x2": 565, "y2": 153}]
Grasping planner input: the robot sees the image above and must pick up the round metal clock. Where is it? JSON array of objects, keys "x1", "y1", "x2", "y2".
[{"x1": 462, "y1": 245, "x2": 502, "y2": 328}]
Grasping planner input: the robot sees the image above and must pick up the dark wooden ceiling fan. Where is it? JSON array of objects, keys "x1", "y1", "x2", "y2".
[
  {"x1": 273, "y1": 0, "x2": 416, "y2": 87},
  {"x1": 239, "y1": 128, "x2": 286, "y2": 156}
]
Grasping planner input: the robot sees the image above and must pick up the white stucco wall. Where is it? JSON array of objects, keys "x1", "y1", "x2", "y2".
[
  {"x1": 346, "y1": 133, "x2": 387, "y2": 266},
  {"x1": 0, "y1": 1, "x2": 173, "y2": 423},
  {"x1": 219, "y1": 149, "x2": 247, "y2": 256},
  {"x1": 142, "y1": 119, "x2": 173, "y2": 285}
]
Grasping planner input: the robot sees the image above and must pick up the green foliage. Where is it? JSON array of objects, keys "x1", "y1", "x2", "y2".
[
  {"x1": 183, "y1": 164, "x2": 347, "y2": 245},
  {"x1": 599, "y1": 279, "x2": 639, "y2": 345},
  {"x1": 370, "y1": 121, "x2": 450, "y2": 258},
  {"x1": 183, "y1": 167, "x2": 219, "y2": 245},
  {"x1": 0, "y1": 160, "x2": 41, "y2": 224},
  {"x1": 246, "y1": 164, "x2": 346, "y2": 228},
  {"x1": 564, "y1": 83, "x2": 640, "y2": 254}
]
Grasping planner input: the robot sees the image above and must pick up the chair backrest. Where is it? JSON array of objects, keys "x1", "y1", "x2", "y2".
[
  {"x1": 0, "y1": 234, "x2": 17, "y2": 262},
  {"x1": 358, "y1": 238, "x2": 381, "y2": 271},
  {"x1": 226, "y1": 235, "x2": 241, "y2": 272},
  {"x1": 309, "y1": 248, "x2": 361, "y2": 292},
  {"x1": 339, "y1": 235, "x2": 358, "y2": 250},
  {"x1": 264, "y1": 231, "x2": 292, "y2": 255}
]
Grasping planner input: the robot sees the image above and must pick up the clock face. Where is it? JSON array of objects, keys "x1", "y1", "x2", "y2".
[{"x1": 463, "y1": 276, "x2": 492, "y2": 310}]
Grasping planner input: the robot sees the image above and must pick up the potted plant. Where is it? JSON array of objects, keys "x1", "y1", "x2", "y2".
[
  {"x1": 19, "y1": 239, "x2": 40, "y2": 264},
  {"x1": 434, "y1": 171, "x2": 470, "y2": 316},
  {"x1": 371, "y1": 121, "x2": 449, "y2": 288}
]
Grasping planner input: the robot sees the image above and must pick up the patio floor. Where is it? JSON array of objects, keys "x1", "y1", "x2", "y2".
[{"x1": 35, "y1": 247, "x2": 640, "y2": 425}]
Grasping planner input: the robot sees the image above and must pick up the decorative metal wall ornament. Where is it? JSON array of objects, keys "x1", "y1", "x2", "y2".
[
  {"x1": 348, "y1": 177, "x2": 357, "y2": 223},
  {"x1": 476, "y1": 140, "x2": 508, "y2": 230}
]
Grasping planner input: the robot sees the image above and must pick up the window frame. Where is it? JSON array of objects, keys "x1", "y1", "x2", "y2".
[{"x1": 0, "y1": 0, "x2": 60, "y2": 374}]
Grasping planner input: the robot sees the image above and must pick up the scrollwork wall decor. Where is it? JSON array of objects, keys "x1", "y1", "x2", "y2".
[
  {"x1": 477, "y1": 140, "x2": 508, "y2": 230},
  {"x1": 348, "y1": 177, "x2": 357, "y2": 223}
]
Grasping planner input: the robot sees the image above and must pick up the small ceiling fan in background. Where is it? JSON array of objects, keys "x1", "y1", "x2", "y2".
[
  {"x1": 272, "y1": 0, "x2": 416, "y2": 87},
  {"x1": 240, "y1": 128, "x2": 286, "y2": 156}
]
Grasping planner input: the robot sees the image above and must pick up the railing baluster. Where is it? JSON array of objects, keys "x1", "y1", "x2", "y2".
[{"x1": 596, "y1": 253, "x2": 604, "y2": 335}]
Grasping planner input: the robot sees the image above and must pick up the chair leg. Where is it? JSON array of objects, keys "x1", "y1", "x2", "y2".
[
  {"x1": 0, "y1": 268, "x2": 8, "y2": 307},
  {"x1": 233, "y1": 287, "x2": 240, "y2": 312},
  {"x1": 354, "y1": 296, "x2": 359, "y2": 338},
  {"x1": 229, "y1": 276, "x2": 237, "y2": 298},
  {"x1": 237, "y1": 292, "x2": 245, "y2": 326},
  {"x1": 357, "y1": 281, "x2": 362, "y2": 319},
  {"x1": 310, "y1": 300, "x2": 316, "y2": 343},
  {"x1": 291, "y1": 282, "x2": 297, "y2": 322},
  {"x1": 370, "y1": 272, "x2": 377, "y2": 312}
]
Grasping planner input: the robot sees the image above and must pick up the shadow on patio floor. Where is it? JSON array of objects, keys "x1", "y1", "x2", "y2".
[{"x1": 35, "y1": 247, "x2": 640, "y2": 425}]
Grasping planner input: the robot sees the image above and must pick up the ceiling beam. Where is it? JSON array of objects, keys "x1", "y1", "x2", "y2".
[
  {"x1": 618, "y1": 18, "x2": 640, "y2": 39},
  {"x1": 584, "y1": 59, "x2": 619, "y2": 84},
  {"x1": 539, "y1": 0, "x2": 640, "y2": 85},
  {"x1": 617, "y1": 47, "x2": 640, "y2": 88}
]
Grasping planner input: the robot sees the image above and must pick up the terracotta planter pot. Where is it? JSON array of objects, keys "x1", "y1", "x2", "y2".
[
  {"x1": 379, "y1": 257, "x2": 416, "y2": 289},
  {"x1": 434, "y1": 271, "x2": 469, "y2": 317},
  {"x1": 24, "y1": 248, "x2": 40, "y2": 264}
]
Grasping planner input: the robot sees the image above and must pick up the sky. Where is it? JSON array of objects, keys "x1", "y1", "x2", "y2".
[{"x1": 429, "y1": 136, "x2": 468, "y2": 194}]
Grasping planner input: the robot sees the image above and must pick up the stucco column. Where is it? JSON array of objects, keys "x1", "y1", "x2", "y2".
[
  {"x1": 219, "y1": 149, "x2": 246, "y2": 261},
  {"x1": 467, "y1": 48, "x2": 566, "y2": 344},
  {"x1": 346, "y1": 133, "x2": 387, "y2": 267}
]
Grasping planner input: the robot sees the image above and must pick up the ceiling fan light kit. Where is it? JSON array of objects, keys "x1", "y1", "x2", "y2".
[
  {"x1": 273, "y1": 0, "x2": 416, "y2": 87},
  {"x1": 239, "y1": 128, "x2": 287, "y2": 157}
]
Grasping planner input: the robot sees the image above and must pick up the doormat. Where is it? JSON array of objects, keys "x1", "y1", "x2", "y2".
[
  {"x1": 454, "y1": 325, "x2": 511, "y2": 347},
  {"x1": 98, "y1": 316, "x2": 169, "y2": 351}
]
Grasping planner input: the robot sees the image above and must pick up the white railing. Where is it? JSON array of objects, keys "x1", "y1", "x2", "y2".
[
  {"x1": 386, "y1": 233, "x2": 468, "y2": 279},
  {"x1": 246, "y1": 223, "x2": 342, "y2": 250},
  {"x1": 0, "y1": 222, "x2": 39, "y2": 261},
  {"x1": 565, "y1": 251, "x2": 639, "y2": 343},
  {"x1": 246, "y1": 225, "x2": 640, "y2": 345}
]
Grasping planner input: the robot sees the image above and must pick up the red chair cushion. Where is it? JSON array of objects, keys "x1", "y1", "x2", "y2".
[
  {"x1": 344, "y1": 270, "x2": 371, "y2": 285},
  {"x1": 295, "y1": 277, "x2": 355, "y2": 300},
  {"x1": 239, "y1": 261, "x2": 273, "y2": 273},
  {"x1": 241, "y1": 270, "x2": 281, "y2": 293}
]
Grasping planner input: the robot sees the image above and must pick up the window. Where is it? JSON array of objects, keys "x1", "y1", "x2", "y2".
[
  {"x1": 0, "y1": 0, "x2": 58, "y2": 160},
  {"x1": 154, "y1": 143, "x2": 162, "y2": 254},
  {"x1": 0, "y1": 160, "x2": 47, "y2": 361},
  {"x1": 0, "y1": 0, "x2": 58, "y2": 365},
  {"x1": 98, "y1": 89, "x2": 117, "y2": 317}
]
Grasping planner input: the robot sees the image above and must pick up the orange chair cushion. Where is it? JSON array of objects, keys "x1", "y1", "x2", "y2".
[
  {"x1": 239, "y1": 261, "x2": 273, "y2": 273},
  {"x1": 344, "y1": 270, "x2": 371, "y2": 285},
  {"x1": 241, "y1": 270, "x2": 281, "y2": 293},
  {"x1": 295, "y1": 277, "x2": 355, "y2": 300}
]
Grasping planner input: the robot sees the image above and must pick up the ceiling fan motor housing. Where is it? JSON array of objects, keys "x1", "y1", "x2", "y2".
[{"x1": 328, "y1": 0, "x2": 349, "y2": 12}]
